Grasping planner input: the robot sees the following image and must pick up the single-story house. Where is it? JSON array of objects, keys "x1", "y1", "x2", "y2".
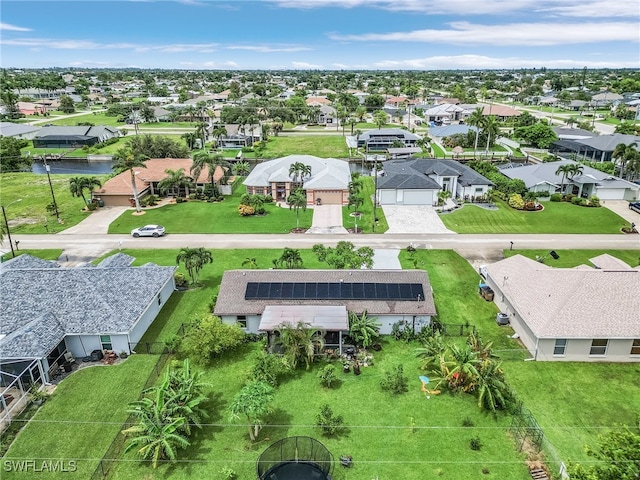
[
  {"x1": 32, "y1": 126, "x2": 120, "y2": 149},
  {"x1": 0, "y1": 253, "x2": 176, "y2": 382},
  {"x1": 423, "y1": 103, "x2": 464, "y2": 123},
  {"x1": 0, "y1": 122, "x2": 41, "y2": 140},
  {"x1": 314, "y1": 105, "x2": 337, "y2": 125},
  {"x1": 214, "y1": 269, "x2": 437, "y2": 351},
  {"x1": 357, "y1": 128, "x2": 422, "y2": 152},
  {"x1": 93, "y1": 157, "x2": 225, "y2": 207},
  {"x1": 243, "y1": 155, "x2": 350, "y2": 205},
  {"x1": 429, "y1": 124, "x2": 478, "y2": 141},
  {"x1": 377, "y1": 159, "x2": 493, "y2": 206},
  {"x1": 498, "y1": 159, "x2": 640, "y2": 200},
  {"x1": 483, "y1": 254, "x2": 640, "y2": 362},
  {"x1": 215, "y1": 124, "x2": 262, "y2": 149},
  {"x1": 590, "y1": 92, "x2": 624, "y2": 107},
  {"x1": 549, "y1": 133, "x2": 640, "y2": 163},
  {"x1": 482, "y1": 105, "x2": 521, "y2": 121},
  {"x1": 551, "y1": 127, "x2": 596, "y2": 141}
]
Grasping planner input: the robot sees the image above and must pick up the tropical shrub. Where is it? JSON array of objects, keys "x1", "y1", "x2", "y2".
[
  {"x1": 317, "y1": 364, "x2": 337, "y2": 388},
  {"x1": 380, "y1": 364, "x2": 409, "y2": 395},
  {"x1": 348, "y1": 311, "x2": 381, "y2": 348},
  {"x1": 571, "y1": 197, "x2": 586, "y2": 206},
  {"x1": 250, "y1": 350, "x2": 290, "y2": 387},
  {"x1": 508, "y1": 193, "x2": 525, "y2": 210},
  {"x1": 315, "y1": 404, "x2": 344, "y2": 436},
  {"x1": 550, "y1": 193, "x2": 562, "y2": 202},
  {"x1": 588, "y1": 196, "x2": 600, "y2": 207},
  {"x1": 238, "y1": 204, "x2": 255, "y2": 216},
  {"x1": 179, "y1": 314, "x2": 245, "y2": 365}
]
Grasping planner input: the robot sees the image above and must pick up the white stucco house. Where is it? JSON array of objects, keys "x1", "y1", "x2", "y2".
[
  {"x1": 0, "y1": 254, "x2": 176, "y2": 383},
  {"x1": 214, "y1": 269, "x2": 437, "y2": 352},
  {"x1": 377, "y1": 159, "x2": 493, "y2": 206},
  {"x1": 484, "y1": 254, "x2": 640, "y2": 362}
]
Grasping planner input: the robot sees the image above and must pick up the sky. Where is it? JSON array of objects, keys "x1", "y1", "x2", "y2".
[{"x1": 0, "y1": 0, "x2": 639, "y2": 70}]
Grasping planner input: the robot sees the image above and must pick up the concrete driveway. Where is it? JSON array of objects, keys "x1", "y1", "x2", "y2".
[
  {"x1": 306, "y1": 205, "x2": 348, "y2": 234},
  {"x1": 382, "y1": 205, "x2": 456, "y2": 234},
  {"x1": 602, "y1": 200, "x2": 639, "y2": 225},
  {"x1": 58, "y1": 206, "x2": 129, "y2": 235}
]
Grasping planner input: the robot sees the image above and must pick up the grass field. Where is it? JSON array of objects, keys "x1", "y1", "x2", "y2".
[
  {"x1": 0, "y1": 172, "x2": 111, "y2": 234},
  {"x1": 249, "y1": 135, "x2": 351, "y2": 158},
  {"x1": 108, "y1": 189, "x2": 314, "y2": 234},
  {"x1": 341, "y1": 176, "x2": 389, "y2": 233},
  {"x1": 440, "y1": 200, "x2": 628, "y2": 234},
  {"x1": 506, "y1": 249, "x2": 640, "y2": 268},
  {"x1": 2, "y1": 355, "x2": 161, "y2": 480},
  {"x1": 0, "y1": 249, "x2": 63, "y2": 263}
]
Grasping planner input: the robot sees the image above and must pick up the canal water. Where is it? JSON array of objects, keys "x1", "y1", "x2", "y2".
[{"x1": 31, "y1": 158, "x2": 116, "y2": 175}]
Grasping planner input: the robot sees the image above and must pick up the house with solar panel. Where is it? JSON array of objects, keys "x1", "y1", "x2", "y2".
[{"x1": 214, "y1": 269, "x2": 436, "y2": 353}]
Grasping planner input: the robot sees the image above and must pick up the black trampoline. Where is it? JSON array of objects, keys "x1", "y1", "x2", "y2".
[{"x1": 257, "y1": 436, "x2": 333, "y2": 480}]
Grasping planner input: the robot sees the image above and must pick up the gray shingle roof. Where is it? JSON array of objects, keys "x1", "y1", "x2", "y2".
[
  {"x1": 378, "y1": 159, "x2": 492, "y2": 190},
  {"x1": 0, "y1": 257, "x2": 175, "y2": 359},
  {"x1": 485, "y1": 255, "x2": 640, "y2": 338},
  {"x1": 576, "y1": 134, "x2": 640, "y2": 152},
  {"x1": 0, "y1": 254, "x2": 60, "y2": 271},
  {"x1": 214, "y1": 270, "x2": 436, "y2": 317},
  {"x1": 243, "y1": 155, "x2": 350, "y2": 189}
]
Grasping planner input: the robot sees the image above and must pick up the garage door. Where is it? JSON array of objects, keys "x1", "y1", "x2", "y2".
[
  {"x1": 314, "y1": 190, "x2": 343, "y2": 204},
  {"x1": 403, "y1": 190, "x2": 433, "y2": 205}
]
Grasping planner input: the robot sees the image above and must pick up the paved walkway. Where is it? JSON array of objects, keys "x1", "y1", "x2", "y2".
[
  {"x1": 306, "y1": 205, "x2": 348, "y2": 234},
  {"x1": 383, "y1": 205, "x2": 456, "y2": 234},
  {"x1": 371, "y1": 249, "x2": 401, "y2": 269}
]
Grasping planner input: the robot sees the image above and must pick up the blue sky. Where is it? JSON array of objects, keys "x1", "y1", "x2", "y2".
[{"x1": 1, "y1": 0, "x2": 638, "y2": 69}]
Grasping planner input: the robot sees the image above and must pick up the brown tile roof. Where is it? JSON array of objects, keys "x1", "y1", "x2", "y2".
[
  {"x1": 306, "y1": 97, "x2": 332, "y2": 106},
  {"x1": 485, "y1": 255, "x2": 640, "y2": 338},
  {"x1": 483, "y1": 105, "x2": 521, "y2": 117},
  {"x1": 95, "y1": 158, "x2": 225, "y2": 195},
  {"x1": 214, "y1": 270, "x2": 436, "y2": 316}
]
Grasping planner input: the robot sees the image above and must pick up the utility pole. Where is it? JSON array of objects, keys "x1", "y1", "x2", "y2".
[
  {"x1": 43, "y1": 157, "x2": 60, "y2": 220},
  {"x1": 2, "y1": 199, "x2": 22, "y2": 258}
]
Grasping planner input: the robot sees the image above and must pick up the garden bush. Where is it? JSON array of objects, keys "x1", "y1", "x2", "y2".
[
  {"x1": 317, "y1": 364, "x2": 337, "y2": 388},
  {"x1": 315, "y1": 404, "x2": 344, "y2": 436},
  {"x1": 550, "y1": 193, "x2": 562, "y2": 202},
  {"x1": 508, "y1": 193, "x2": 525, "y2": 210},
  {"x1": 571, "y1": 197, "x2": 585, "y2": 206},
  {"x1": 238, "y1": 204, "x2": 255, "y2": 216},
  {"x1": 380, "y1": 364, "x2": 409, "y2": 395},
  {"x1": 588, "y1": 196, "x2": 600, "y2": 207}
]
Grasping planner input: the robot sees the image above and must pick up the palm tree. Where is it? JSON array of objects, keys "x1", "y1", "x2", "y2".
[
  {"x1": 176, "y1": 247, "x2": 213, "y2": 286},
  {"x1": 467, "y1": 107, "x2": 484, "y2": 158},
  {"x1": 555, "y1": 163, "x2": 574, "y2": 195},
  {"x1": 123, "y1": 388, "x2": 190, "y2": 468},
  {"x1": 612, "y1": 142, "x2": 639, "y2": 179},
  {"x1": 194, "y1": 122, "x2": 208, "y2": 149},
  {"x1": 475, "y1": 359, "x2": 511, "y2": 412},
  {"x1": 288, "y1": 161, "x2": 305, "y2": 185},
  {"x1": 446, "y1": 344, "x2": 480, "y2": 393},
  {"x1": 191, "y1": 151, "x2": 228, "y2": 188},
  {"x1": 276, "y1": 321, "x2": 325, "y2": 369},
  {"x1": 210, "y1": 125, "x2": 227, "y2": 148},
  {"x1": 287, "y1": 188, "x2": 307, "y2": 230},
  {"x1": 112, "y1": 147, "x2": 148, "y2": 212},
  {"x1": 69, "y1": 176, "x2": 102, "y2": 206},
  {"x1": 275, "y1": 247, "x2": 304, "y2": 269},
  {"x1": 164, "y1": 360, "x2": 210, "y2": 435},
  {"x1": 481, "y1": 115, "x2": 500, "y2": 157},
  {"x1": 158, "y1": 168, "x2": 193, "y2": 198},
  {"x1": 181, "y1": 132, "x2": 197, "y2": 150},
  {"x1": 242, "y1": 257, "x2": 259, "y2": 269},
  {"x1": 233, "y1": 160, "x2": 250, "y2": 177}
]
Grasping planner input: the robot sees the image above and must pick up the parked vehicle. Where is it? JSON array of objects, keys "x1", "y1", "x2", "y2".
[
  {"x1": 628, "y1": 202, "x2": 640, "y2": 214},
  {"x1": 131, "y1": 225, "x2": 165, "y2": 237}
]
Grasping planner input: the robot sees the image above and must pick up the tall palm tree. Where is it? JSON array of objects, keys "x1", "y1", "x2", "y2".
[
  {"x1": 69, "y1": 176, "x2": 101, "y2": 206},
  {"x1": 191, "y1": 151, "x2": 228, "y2": 188},
  {"x1": 481, "y1": 115, "x2": 500, "y2": 157},
  {"x1": 287, "y1": 188, "x2": 307, "y2": 229},
  {"x1": 612, "y1": 142, "x2": 639, "y2": 179},
  {"x1": 467, "y1": 107, "x2": 484, "y2": 159},
  {"x1": 176, "y1": 247, "x2": 213, "y2": 286},
  {"x1": 112, "y1": 147, "x2": 148, "y2": 212},
  {"x1": 288, "y1": 161, "x2": 306, "y2": 186},
  {"x1": 233, "y1": 160, "x2": 250, "y2": 177},
  {"x1": 194, "y1": 122, "x2": 208, "y2": 149},
  {"x1": 555, "y1": 163, "x2": 574, "y2": 195},
  {"x1": 158, "y1": 168, "x2": 193, "y2": 198}
]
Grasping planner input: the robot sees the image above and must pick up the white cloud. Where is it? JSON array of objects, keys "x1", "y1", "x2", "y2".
[
  {"x1": 226, "y1": 45, "x2": 311, "y2": 53},
  {"x1": 291, "y1": 61, "x2": 323, "y2": 69},
  {"x1": 329, "y1": 21, "x2": 639, "y2": 46},
  {"x1": 373, "y1": 54, "x2": 638, "y2": 69},
  {"x1": 1, "y1": 38, "x2": 222, "y2": 53},
  {"x1": 271, "y1": 0, "x2": 639, "y2": 17},
  {"x1": 0, "y1": 23, "x2": 32, "y2": 32}
]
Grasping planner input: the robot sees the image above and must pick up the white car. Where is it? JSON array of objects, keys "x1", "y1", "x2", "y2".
[{"x1": 131, "y1": 225, "x2": 165, "y2": 238}]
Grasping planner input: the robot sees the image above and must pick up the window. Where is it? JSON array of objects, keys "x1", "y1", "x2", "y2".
[
  {"x1": 100, "y1": 335, "x2": 112, "y2": 350},
  {"x1": 553, "y1": 339, "x2": 567, "y2": 355},
  {"x1": 237, "y1": 316, "x2": 247, "y2": 328},
  {"x1": 590, "y1": 339, "x2": 608, "y2": 356},
  {"x1": 157, "y1": 293, "x2": 162, "y2": 306},
  {"x1": 631, "y1": 339, "x2": 640, "y2": 355}
]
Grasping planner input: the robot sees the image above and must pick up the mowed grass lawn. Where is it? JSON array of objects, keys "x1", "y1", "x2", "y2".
[
  {"x1": 503, "y1": 362, "x2": 640, "y2": 466},
  {"x1": 108, "y1": 190, "x2": 314, "y2": 234},
  {"x1": 109, "y1": 341, "x2": 529, "y2": 480},
  {"x1": 341, "y1": 176, "x2": 389, "y2": 233},
  {"x1": 506, "y1": 249, "x2": 640, "y2": 268},
  {"x1": 0, "y1": 173, "x2": 111, "y2": 234},
  {"x1": 2, "y1": 355, "x2": 160, "y2": 480},
  {"x1": 440, "y1": 200, "x2": 628, "y2": 234},
  {"x1": 245, "y1": 135, "x2": 350, "y2": 158}
]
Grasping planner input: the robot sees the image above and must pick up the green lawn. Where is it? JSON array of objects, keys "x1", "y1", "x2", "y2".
[
  {"x1": 108, "y1": 190, "x2": 313, "y2": 234},
  {"x1": 503, "y1": 362, "x2": 640, "y2": 467},
  {"x1": 1, "y1": 249, "x2": 63, "y2": 263},
  {"x1": 44, "y1": 111, "x2": 123, "y2": 127},
  {"x1": 250, "y1": 135, "x2": 350, "y2": 158},
  {"x1": 0, "y1": 172, "x2": 112, "y2": 234},
  {"x1": 440, "y1": 200, "x2": 628, "y2": 234},
  {"x1": 505, "y1": 249, "x2": 640, "y2": 268},
  {"x1": 108, "y1": 340, "x2": 529, "y2": 480},
  {"x1": 341, "y1": 176, "x2": 389, "y2": 233},
  {"x1": 2, "y1": 355, "x2": 161, "y2": 479}
]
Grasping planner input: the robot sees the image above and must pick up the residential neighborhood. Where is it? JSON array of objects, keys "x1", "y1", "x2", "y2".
[{"x1": 1, "y1": 5, "x2": 640, "y2": 476}]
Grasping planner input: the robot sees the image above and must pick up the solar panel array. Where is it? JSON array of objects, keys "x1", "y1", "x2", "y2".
[{"x1": 245, "y1": 282, "x2": 425, "y2": 301}]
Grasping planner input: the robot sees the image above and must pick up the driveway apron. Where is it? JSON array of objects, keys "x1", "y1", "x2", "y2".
[{"x1": 306, "y1": 205, "x2": 348, "y2": 234}]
